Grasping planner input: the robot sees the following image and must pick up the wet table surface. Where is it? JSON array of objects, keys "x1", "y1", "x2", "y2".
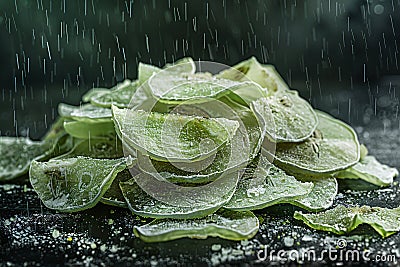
[{"x1": 1, "y1": 85, "x2": 400, "y2": 266}]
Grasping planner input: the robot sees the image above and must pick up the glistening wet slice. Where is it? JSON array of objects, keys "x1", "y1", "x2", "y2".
[
  {"x1": 133, "y1": 209, "x2": 259, "y2": 242},
  {"x1": 0, "y1": 137, "x2": 53, "y2": 181},
  {"x1": 294, "y1": 205, "x2": 400, "y2": 238},
  {"x1": 58, "y1": 103, "x2": 112, "y2": 122},
  {"x1": 149, "y1": 71, "x2": 243, "y2": 103},
  {"x1": 89, "y1": 80, "x2": 140, "y2": 108},
  {"x1": 30, "y1": 157, "x2": 130, "y2": 212},
  {"x1": 112, "y1": 106, "x2": 239, "y2": 162},
  {"x1": 223, "y1": 156, "x2": 313, "y2": 211},
  {"x1": 254, "y1": 91, "x2": 318, "y2": 142},
  {"x1": 335, "y1": 155, "x2": 399, "y2": 187},
  {"x1": 274, "y1": 111, "x2": 360, "y2": 174},
  {"x1": 120, "y1": 172, "x2": 238, "y2": 219},
  {"x1": 286, "y1": 177, "x2": 338, "y2": 211}
]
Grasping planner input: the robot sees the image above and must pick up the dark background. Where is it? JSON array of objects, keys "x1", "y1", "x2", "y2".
[{"x1": 0, "y1": 0, "x2": 399, "y2": 138}]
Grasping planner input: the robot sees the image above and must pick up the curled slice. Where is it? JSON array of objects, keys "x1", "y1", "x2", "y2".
[
  {"x1": 217, "y1": 57, "x2": 289, "y2": 94},
  {"x1": 30, "y1": 156, "x2": 133, "y2": 212},
  {"x1": 112, "y1": 106, "x2": 239, "y2": 162},
  {"x1": 63, "y1": 120, "x2": 115, "y2": 139},
  {"x1": 294, "y1": 205, "x2": 400, "y2": 238},
  {"x1": 120, "y1": 172, "x2": 238, "y2": 219},
  {"x1": 133, "y1": 209, "x2": 259, "y2": 242},
  {"x1": 58, "y1": 103, "x2": 112, "y2": 122},
  {"x1": 286, "y1": 177, "x2": 338, "y2": 211},
  {"x1": 0, "y1": 137, "x2": 53, "y2": 181},
  {"x1": 253, "y1": 91, "x2": 318, "y2": 142},
  {"x1": 223, "y1": 156, "x2": 313, "y2": 211},
  {"x1": 335, "y1": 155, "x2": 398, "y2": 187},
  {"x1": 274, "y1": 111, "x2": 360, "y2": 174},
  {"x1": 89, "y1": 80, "x2": 140, "y2": 108},
  {"x1": 149, "y1": 70, "x2": 244, "y2": 103}
]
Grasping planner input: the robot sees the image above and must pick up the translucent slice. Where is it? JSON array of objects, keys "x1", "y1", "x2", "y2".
[
  {"x1": 82, "y1": 88, "x2": 110, "y2": 102},
  {"x1": 335, "y1": 155, "x2": 398, "y2": 187},
  {"x1": 294, "y1": 205, "x2": 400, "y2": 238},
  {"x1": 274, "y1": 111, "x2": 360, "y2": 174},
  {"x1": 138, "y1": 62, "x2": 161, "y2": 84},
  {"x1": 90, "y1": 80, "x2": 140, "y2": 108},
  {"x1": 133, "y1": 209, "x2": 259, "y2": 242},
  {"x1": 54, "y1": 137, "x2": 123, "y2": 160},
  {"x1": 30, "y1": 157, "x2": 131, "y2": 212},
  {"x1": 120, "y1": 172, "x2": 238, "y2": 219},
  {"x1": 254, "y1": 91, "x2": 318, "y2": 142},
  {"x1": 287, "y1": 177, "x2": 338, "y2": 211},
  {"x1": 101, "y1": 169, "x2": 132, "y2": 208},
  {"x1": 0, "y1": 137, "x2": 53, "y2": 181},
  {"x1": 112, "y1": 106, "x2": 239, "y2": 162},
  {"x1": 148, "y1": 70, "x2": 245, "y2": 103},
  {"x1": 217, "y1": 57, "x2": 289, "y2": 94},
  {"x1": 58, "y1": 103, "x2": 112, "y2": 122},
  {"x1": 63, "y1": 120, "x2": 115, "y2": 139},
  {"x1": 138, "y1": 57, "x2": 195, "y2": 85},
  {"x1": 223, "y1": 156, "x2": 313, "y2": 211}
]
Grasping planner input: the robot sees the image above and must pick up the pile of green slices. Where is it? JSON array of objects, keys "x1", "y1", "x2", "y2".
[{"x1": 1, "y1": 57, "x2": 400, "y2": 242}]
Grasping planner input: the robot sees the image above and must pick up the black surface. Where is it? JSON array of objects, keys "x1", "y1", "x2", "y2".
[{"x1": 1, "y1": 85, "x2": 400, "y2": 266}]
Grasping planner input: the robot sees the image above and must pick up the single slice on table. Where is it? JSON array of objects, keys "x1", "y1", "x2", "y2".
[
  {"x1": 217, "y1": 57, "x2": 289, "y2": 94},
  {"x1": 286, "y1": 176, "x2": 338, "y2": 211},
  {"x1": 335, "y1": 155, "x2": 398, "y2": 187},
  {"x1": 252, "y1": 91, "x2": 318, "y2": 142},
  {"x1": 223, "y1": 156, "x2": 313, "y2": 211},
  {"x1": 133, "y1": 209, "x2": 259, "y2": 242},
  {"x1": 112, "y1": 106, "x2": 239, "y2": 162},
  {"x1": 30, "y1": 156, "x2": 134, "y2": 212},
  {"x1": 63, "y1": 120, "x2": 115, "y2": 139},
  {"x1": 120, "y1": 171, "x2": 238, "y2": 219},
  {"x1": 89, "y1": 80, "x2": 140, "y2": 108},
  {"x1": 148, "y1": 70, "x2": 245, "y2": 104},
  {"x1": 54, "y1": 137, "x2": 124, "y2": 160},
  {"x1": 294, "y1": 205, "x2": 400, "y2": 238},
  {"x1": 274, "y1": 111, "x2": 360, "y2": 175},
  {"x1": 58, "y1": 103, "x2": 112, "y2": 122}
]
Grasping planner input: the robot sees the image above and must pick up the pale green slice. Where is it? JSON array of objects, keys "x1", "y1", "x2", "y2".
[
  {"x1": 0, "y1": 137, "x2": 53, "y2": 181},
  {"x1": 217, "y1": 57, "x2": 289, "y2": 94},
  {"x1": 148, "y1": 70, "x2": 245, "y2": 103},
  {"x1": 58, "y1": 103, "x2": 112, "y2": 122},
  {"x1": 138, "y1": 62, "x2": 161, "y2": 84},
  {"x1": 294, "y1": 205, "x2": 400, "y2": 238},
  {"x1": 82, "y1": 88, "x2": 110, "y2": 102},
  {"x1": 112, "y1": 106, "x2": 239, "y2": 162},
  {"x1": 30, "y1": 156, "x2": 132, "y2": 212},
  {"x1": 101, "y1": 169, "x2": 132, "y2": 208},
  {"x1": 274, "y1": 111, "x2": 360, "y2": 174},
  {"x1": 54, "y1": 137, "x2": 123, "y2": 160},
  {"x1": 63, "y1": 120, "x2": 115, "y2": 139},
  {"x1": 223, "y1": 156, "x2": 313, "y2": 211},
  {"x1": 133, "y1": 209, "x2": 259, "y2": 242},
  {"x1": 89, "y1": 80, "x2": 140, "y2": 108},
  {"x1": 0, "y1": 117, "x2": 69, "y2": 181},
  {"x1": 120, "y1": 172, "x2": 238, "y2": 219},
  {"x1": 335, "y1": 155, "x2": 398, "y2": 187},
  {"x1": 287, "y1": 177, "x2": 338, "y2": 211},
  {"x1": 254, "y1": 91, "x2": 318, "y2": 142}
]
